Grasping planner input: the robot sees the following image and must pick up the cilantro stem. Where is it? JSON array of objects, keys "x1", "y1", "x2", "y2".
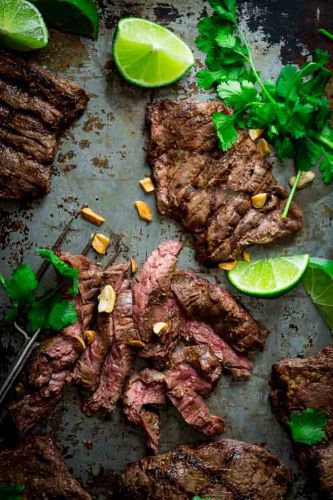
[
  {"x1": 236, "y1": 25, "x2": 277, "y2": 105},
  {"x1": 319, "y1": 28, "x2": 333, "y2": 42},
  {"x1": 312, "y1": 132, "x2": 333, "y2": 151},
  {"x1": 282, "y1": 169, "x2": 301, "y2": 219}
]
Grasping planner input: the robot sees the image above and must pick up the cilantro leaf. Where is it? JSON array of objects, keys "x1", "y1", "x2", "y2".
[
  {"x1": 274, "y1": 136, "x2": 296, "y2": 160},
  {"x1": 319, "y1": 149, "x2": 333, "y2": 184},
  {"x1": 46, "y1": 296, "x2": 78, "y2": 331},
  {"x1": 197, "y1": 69, "x2": 228, "y2": 89},
  {"x1": 36, "y1": 249, "x2": 79, "y2": 296},
  {"x1": 287, "y1": 407, "x2": 328, "y2": 445},
  {"x1": 4, "y1": 304, "x2": 19, "y2": 324},
  {"x1": 208, "y1": 0, "x2": 236, "y2": 23},
  {"x1": 213, "y1": 112, "x2": 238, "y2": 151},
  {"x1": 303, "y1": 257, "x2": 333, "y2": 331},
  {"x1": 215, "y1": 24, "x2": 236, "y2": 48},
  {"x1": 217, "y1": 80, "x2": 257, "y2": 109},
  {"x1": 295, "y1": 138, "x2": 322, "y2": 171},
  {"x1": 275, "y1": 65, "x2": 298, "y2": 100},
  {"x1": 0, "y1": 265, "x2": 38, "y2": 303},
  {"x1": 0, "y1": 484, "x2": 25, "y2": 500}
]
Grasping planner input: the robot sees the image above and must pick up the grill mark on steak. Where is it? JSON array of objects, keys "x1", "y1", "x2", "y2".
[
  {"x1": 147, "y1": 99, "x2": 303, "y2": 264},
  {"x1": 0, "y1": 49, "x2": 88, "y2": 199},
  {"x1": 0, "y1": 435, "x2": 91, "y2": 499},
  {"x1": 83, "y1": 262, "x2": 138, "y2": 416},
  {"x1": 72, "y1": 263, "x2": 130, "y2": 391},
  {"x1": 180, "y1": 318, "x2": 253, "y2": 379},
  {"x1": 0, "y1": 143, "x2": 51, "y2": 198},
  {"x1": 121, "y1": 439, "x2": 292, "y2": 499},
  {"x1": 123, "y1": 369, "x2": 167, "y2": 453},
  {"x1": 172, "y1": 269, "x2": 268, "y2": 353},
  {"x1": 270, "y1": 346, "x2": 333, "y2": 498}
]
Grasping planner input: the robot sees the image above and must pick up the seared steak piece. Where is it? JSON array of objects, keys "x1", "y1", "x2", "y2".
[
  {"x1": 133, "y1": 240, "x2": 182, "y2": 342},
  {"x1": 180, "y1": 318, "x2": 253, "y2": 379},
  {"x1": 72, "y1": 263, "x2": 130, "y2": 391},
  {"x1": 28, "y1": 254, "x2": 102, "y2": 388},
  {"x1": 83, "y1": 262, "x2": 138, "y2": 416},
  {"x1": 172, "y1": 269, "x2": 268, "y2": 352},
  {"x1": 270, "y1": 346, "x2": 333, "y2": 498},
  {"x1": 9, "y1": 370, "x2": 68, "y2": 436},
  {"x1": 165, "y1": 346, "x2": 225, "y2": 437},
  {"x1": 123, "y1": 369, "x2": 167, "y2": 453},
  {"x1": 0, "y1": 435, "x2": 91, "y2": 499},
  {"x1": 121, "y1": 439, "x2": 292, "y2": 499},
  {"x1": 0, "y1": 49, "x2": 88, "y2": 199},
  {"x1": 147, "y1": 99, "x2": 303, "y2": 264}
]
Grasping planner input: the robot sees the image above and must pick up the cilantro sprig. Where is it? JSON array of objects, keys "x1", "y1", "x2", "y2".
[
  {"x1": 197, "y1": 0, "x2": 333, "y2": 217},
  {"x1": 0, "y1": 249, "x2": 79, "y2": 332},
  {"x1": 287, "y1": 407, "x2": 328, "y2": 445}
]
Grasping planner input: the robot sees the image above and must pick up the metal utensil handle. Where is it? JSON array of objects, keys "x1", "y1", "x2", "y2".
[{"x1": 0, "y1": 329, "x2": 40, "y2": 407}]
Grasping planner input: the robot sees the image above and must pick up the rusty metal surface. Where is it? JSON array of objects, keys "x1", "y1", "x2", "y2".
[{"x1": 0, "y1": 1, "x2": 333, "y2": 498}]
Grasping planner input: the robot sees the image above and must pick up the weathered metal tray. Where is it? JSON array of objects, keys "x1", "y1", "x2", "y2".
[{"x1": 0, "y1": 1, "x2": 333, "y2": 498}]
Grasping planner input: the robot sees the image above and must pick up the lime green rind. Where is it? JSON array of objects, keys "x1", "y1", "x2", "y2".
[
  {"x1": 0, "y1": 0, "x2": 48, "y2": 51},
  {"x1": 31, "y1": 0, "x2": 99, "y2": 40},
  {"x1": 112, "y1": 18, "x2": 195, "y2": 88},
  {"x1": 227, "y1": 254, "x2": 310, "y2": 298}
]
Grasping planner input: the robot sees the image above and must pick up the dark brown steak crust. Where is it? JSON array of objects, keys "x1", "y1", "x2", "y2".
[
  {"x1": 121, "y1": 439, "x2": 292, "y2": 499},
  {"x1": 0, "y1": 435, "x2": 91, "y2": 499},
  {"x1": 0, "y1": 49, "x2": 88, "y2": 199},
  {"x1": 172, "y1": 269, "x2": 268, "y2": 352},
  {"x1": 270, "y1": 346, "x2": 333, "y2": 498},
  {"x1": 147, "y1": 99, "x2": 303, "y2": 264}
]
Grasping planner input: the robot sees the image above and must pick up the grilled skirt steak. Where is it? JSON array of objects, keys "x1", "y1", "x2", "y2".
[
  {"x1": 72, "y1": 263, "x2": 130, "y2": 391},
  {"x1": 121, "y1": 439, "x2": 292, "y2": 499},
  {"x1": 83, "y1": 262, "x2": 138, "y2": 416},
  {"x1": 270, "y1": 346, "x2": 333, "y2": 498},
  {"x1": 146, "y1": 99, "x2": 303, "y2": 264},
  {"x1": 0, "y1": 435, "x2": 91, "y2": 499},
  {"x1": 172, "y1": 269, "x2": 268, "y2": 352},
  {"x1": 0, "y1": 49, "x2": 88, "y2": 199},
  {"x1": 9, "y1": 254, "x2": 102, "y2": 436}
]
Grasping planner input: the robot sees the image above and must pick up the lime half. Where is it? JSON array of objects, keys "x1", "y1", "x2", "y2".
[
  {"x1": 31, "y1": 0, "x2": 99, "y2": 40},
  {"x1": 227, "y1": 254, "x2": 310, "y2": 298},
  {"x1": 112, "y1": 18, "x2": 194, "y2": 88},
  {"x1": 0, "y1": 0, "x2": 48, "y2": 51}
]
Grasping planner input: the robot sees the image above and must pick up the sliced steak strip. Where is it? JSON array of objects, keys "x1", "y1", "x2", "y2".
[
  {"x1": 0, "y1": 144, "x2": 51, "y2": 199},
  {"x1": 147, "y1": 99, "x2": 303, "y2": 264},
  {"x1": 121, "y1": 439, "x2": 292, "y2": 499},
  {"x1": 165, "y1": 347, "x2": 225, "y2": 437},
  {"x1": 83, "y1": 262, "x2": 138, "y2": 416},
  {"x1": 9, "y1": 370, "x2": 68, "y2": 436},
  {"x1": 180, "y1": 318, "x2": 253, "y2": 379},
  {"x1": 133, "y1": 240, "x2": 182, "y2": 343},
  {"x1": 172, "y1": 269, "x2": 268, "y2": 352},
  {"x1": 123, "y1": 369, "x2": 167, "y2": 453},
  {"x1": 270, "y1": 346, "x2": 333, "y2": 498},
  {"x1": 72, "y1": 263, "x2": 129, "y2": 391},
  {"x1": 28, "y1": 254, "x2": 102, "y2": 388},
  {"x1": 0, "y1": 435, "x2": 91, "y2": 499}
]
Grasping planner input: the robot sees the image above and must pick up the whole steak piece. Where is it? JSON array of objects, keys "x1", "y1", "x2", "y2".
[
  {"x1": 146, "y1": 99, "x2": 303, "y2": 265},
  {"x1": 270, "y1": 346, "x2": 333, "y2": 498},
  {"x1": 0, "y1": 435, "x2": 91, "y2": 499},
  {"x1": 121, "y1": 439, "x2": 292, "y2": 499},
  {"x1": 0, "y1": 49, "x2": 88, "y2": 199}
]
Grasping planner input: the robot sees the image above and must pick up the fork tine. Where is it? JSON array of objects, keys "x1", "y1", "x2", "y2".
[{"x1": 36, "y1": 215, "x2": 77, "y2": 281}]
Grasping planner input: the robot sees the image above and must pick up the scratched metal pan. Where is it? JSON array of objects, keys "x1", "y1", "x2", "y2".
[{"x1": 0, "y1": 0, "x2": 333, "y2": 498}]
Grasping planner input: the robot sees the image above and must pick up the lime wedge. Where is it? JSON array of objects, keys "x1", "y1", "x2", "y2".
[
  {"x1": 112, "y1": 18, "x2": 194, "y2": 88},
  {"x1": 31, "y1": 0, "x2": 99, "y2": 40},
  {"x1": 0, "y1": 0, "x2": 48, "y2": 51},
  {"x1": 227, "y1": 254, "x2": 310, "y2": 298}
]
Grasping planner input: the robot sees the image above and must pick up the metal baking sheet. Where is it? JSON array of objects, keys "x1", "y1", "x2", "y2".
[{"x1": 0, "y1": 1, "x2": 333, "y2": 498}]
